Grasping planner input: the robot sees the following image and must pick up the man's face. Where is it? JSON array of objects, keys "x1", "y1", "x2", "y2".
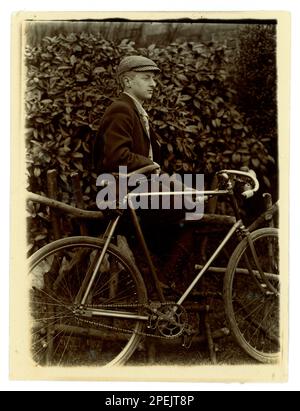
[{"x1": 126, "y1": 71, "x2": 157, "y2": 102}]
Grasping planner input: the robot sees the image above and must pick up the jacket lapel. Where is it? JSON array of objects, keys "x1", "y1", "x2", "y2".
[
  {"x1": 118, "y1": 93, "x2": 162, "y2": 163},
  {"x1": 119, "y1": 93, "x2": 150, "y2": 138}
]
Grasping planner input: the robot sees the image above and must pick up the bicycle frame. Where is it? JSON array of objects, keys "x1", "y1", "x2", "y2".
[
  {"x1": 28, "y1": 166, "x2": 281, "y2": 367},
  {"x1": 76, "y1": 183, "x2": 252, "y2": 322}
]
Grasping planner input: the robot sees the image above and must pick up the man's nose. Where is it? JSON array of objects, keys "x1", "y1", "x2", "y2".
[{"x1": 150, "y1": 78, "x2": 156, "y2": 87}]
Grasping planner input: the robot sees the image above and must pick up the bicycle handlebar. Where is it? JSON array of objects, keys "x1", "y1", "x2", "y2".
[{"x1": 217, "y1": 169, "x2": 260, "y2": 198}]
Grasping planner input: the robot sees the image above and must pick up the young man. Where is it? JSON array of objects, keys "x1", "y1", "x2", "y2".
[
  {"x1": 93, "y1": 55, "x2": 206, "y2": 292},
  {"x1": 93, "y1": 55, "x2": 162, "y2": 174},
  {"x1": 94, "y1": 56, "x2": 204, "y2": 211}
]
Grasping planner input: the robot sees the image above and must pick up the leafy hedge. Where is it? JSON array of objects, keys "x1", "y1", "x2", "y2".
[
  {"x1": 235, "y1": 25, "x2": 277, "y2": 143},
  {"x1": 25, "y1": 33, "x2": 276, "y2": 250},
  {"x1": 147, "y1": 42, "x2": 274, "y2": 179}
]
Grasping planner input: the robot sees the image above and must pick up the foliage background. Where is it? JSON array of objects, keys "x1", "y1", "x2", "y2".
[{"x1": 25, "y1": 21, "x2": 278, "y2": 252}]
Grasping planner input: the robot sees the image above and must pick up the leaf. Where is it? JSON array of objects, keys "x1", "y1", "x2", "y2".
[
  {"x1": 73, "y1": 44, "x2": 82, "y2": 52},
  {"x1": 34, "y1": 234, "x2": 47, "y2": 241},
  {"x1": 64, "y1": 137, "x2": 71, "y2": 146},
  {"x1": 62, "y1": 146, "x2": 71, "y2": 153},
  {"x1": 193, "y1": 99, "x2": 201, "y2": 109},
  {"x1": 183, "y1": 162, "x2": 189, "y2": 171},
  {"x1": 167, "y1": 143, "x2": 173, "y2": 153},
  {"x1": 185, "y1": 125, "x2": 198, "y2": 134},
  {"x1": 74, "y1": 140, "x2": 82, "y2": 152},
  {"x1": 176, "y1": 74, "x2": 188, "y2": 83},
  {"x1": 251, "y1": 158, "x2": 260, "y2": 168},
  {"x1": 232, "y1": 153, "x2": 241, "y2": 164},
  {"x1": 233, "y1": 123, "x2": 243, "y2": 130},
  {"x1": 74, "y1": 161, "x2": 84, "y2": 172},
  {"x1": 214, "y1": 96, "x2": 224, "y2": 104},
  {"x1": 76, "y1": 74, "x2": 88, "y2": 82},
  {"x1": 180, "y1": 95, "x2": 192, "y2": 101},
  {"x1": 60, "y1": 174, "x2": 68, "y2": 184},
  {"x1": 263, "y1": 175, "x2": 271, "y2": 188},
  {"x1": 72, "y1": 152, "x2": 84, "y2": 158},
  {"x1": 70, "y1": 55, "x2": 77, "y2": 66},
  {"x1": 82, "y1": 142, "x2": 90, "y2": 153},
  {"x1": 217, "y1": 109, "x2": 225, "y2": 118},
  {"x1": 93, "y1": 67, "x2": 106, "y2": 75},
  {"x1": 268, "y1": 155, "x2": 276, "y2": 164},
  {"x1": 148, "y1": 44, "x2": 156, "y2": 52},
  {"x1": 57, "y1": 156, "x2": 69, "y2": 167},
  {"x1": 35, "y1": 118, "x2": 45, "y2": 124},
  {"x1": 41, "y1": 99, "x2": 53, "y2": 105},
  {"x1": 57, "y1": 65, "x2": 72, "y2": 70},
  {"x1": 176, "y1": 140, "x2": 183, "y2": 152},
  {"x1": 238, "y1": 148, "x2": 250, "y2": 154},
  {"x1": 34, "y1": 167, "x2": 41, "y2": 177}
]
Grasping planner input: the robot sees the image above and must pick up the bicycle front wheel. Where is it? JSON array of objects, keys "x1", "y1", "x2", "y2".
[
  {"x1": 29, "y1": 236, "x2": 147, "y2": 367},
  {"x1": 224, "y1": 228, "x2": 280, "y2": 363}
]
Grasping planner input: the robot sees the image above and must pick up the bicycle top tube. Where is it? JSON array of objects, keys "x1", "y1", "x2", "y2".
[
  {"x1": 127, "y1": 189, "x2": 229, "y2": 198},
  {"x1": 124, "y1": 189, "x2": 229, "y2": 210}
]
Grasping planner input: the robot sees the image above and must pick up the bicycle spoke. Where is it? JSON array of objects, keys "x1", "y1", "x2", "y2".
[
  {"x1": 224, "y1": 228, "x2": 280, "y2": 363},
  {"x1": 57, "y1": 331, "x2": 74, "y2": 366},
  {"x1": 29, "y1": 238, "x2": 147, "y2": 366}
]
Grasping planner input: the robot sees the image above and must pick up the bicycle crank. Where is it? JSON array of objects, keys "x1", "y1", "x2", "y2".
[{"x1": 148, "y1": 303, "x2": 189, "y2": 338}]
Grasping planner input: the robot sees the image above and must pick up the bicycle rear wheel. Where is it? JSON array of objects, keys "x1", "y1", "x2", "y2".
[
  {"x1": 224, "y1": 228, "x2": 280, "y2": 363},
  {"x1": 29, "y1": 236, "x2": 147, "y2": 367}
]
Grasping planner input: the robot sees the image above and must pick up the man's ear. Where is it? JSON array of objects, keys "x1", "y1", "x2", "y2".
[{"x1": 123, "y1": 75, "x2": 131, "y2": 88}]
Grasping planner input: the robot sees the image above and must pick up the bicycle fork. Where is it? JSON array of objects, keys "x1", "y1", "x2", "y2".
[{"x1": 243, "y1": 231, "x2": 279, "y2": 296}]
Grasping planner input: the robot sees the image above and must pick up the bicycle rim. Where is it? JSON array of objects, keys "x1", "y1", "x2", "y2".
[
  {"x1": 224, "y1": 228, "x2": 280, "y2": 363},
  {"x1": 29, "y1": 236, "x2": 147, "y2": 367}
]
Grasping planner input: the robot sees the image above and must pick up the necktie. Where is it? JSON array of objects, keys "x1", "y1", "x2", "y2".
[
  {"x1": 140, "y1": 112, "x2": 153, "y2": 161},
  {"x1": 124, "y1": 93, "x2": 154, "y2": 161}
]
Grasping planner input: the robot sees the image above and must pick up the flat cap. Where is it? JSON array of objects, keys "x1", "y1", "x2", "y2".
[{"x1": 117, "y1": 55, "x2": 160, "y2": 76}]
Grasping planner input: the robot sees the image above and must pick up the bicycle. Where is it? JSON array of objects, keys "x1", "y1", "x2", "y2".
[{"x1": 28, "y1": 166, "x2": 279, "y2": 366}]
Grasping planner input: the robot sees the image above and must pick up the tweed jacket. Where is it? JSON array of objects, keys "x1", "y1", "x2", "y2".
[{"x1": 93, "y1": 93, "x2": 161, "y2": 173}]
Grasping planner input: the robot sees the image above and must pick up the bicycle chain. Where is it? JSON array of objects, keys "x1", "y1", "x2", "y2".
[{"x1": 75, "y1": 302, "x2": 190, "y2": 341}]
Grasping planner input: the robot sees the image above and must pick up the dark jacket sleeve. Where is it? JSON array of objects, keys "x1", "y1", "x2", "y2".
[{"x1": 99, "y1": 102, "x2": 153, "y2": 172}]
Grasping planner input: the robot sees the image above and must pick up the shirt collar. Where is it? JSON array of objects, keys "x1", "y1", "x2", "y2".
[{"x1": 123, "y1": 92, "x2": 148, "y2": 118}]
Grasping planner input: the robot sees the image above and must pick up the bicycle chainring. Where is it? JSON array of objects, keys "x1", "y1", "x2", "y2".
[{"x1": 154, "y1": 303, "x2": 188, "y2": 338}]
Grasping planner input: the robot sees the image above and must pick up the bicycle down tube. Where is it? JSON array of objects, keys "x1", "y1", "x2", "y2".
[{"x1": 177, "y1": 219, "x2": 244, "y2": 306}]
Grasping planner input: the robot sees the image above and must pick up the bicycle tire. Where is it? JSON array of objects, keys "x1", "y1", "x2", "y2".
[
  {"x1": 29, "y1": 236, "x2": 147, "y2": 367},
  {"x1": 223, "y1": 228, "x2": 280, "y2": 363}
]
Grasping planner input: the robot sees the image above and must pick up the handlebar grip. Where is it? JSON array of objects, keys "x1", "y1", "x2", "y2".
[
  {"x1": 217, "y1": 169, "x2": 260, "y2": 197},
  {"x1": 242, "y1": 189, "x2": 255, "y2": 199}
]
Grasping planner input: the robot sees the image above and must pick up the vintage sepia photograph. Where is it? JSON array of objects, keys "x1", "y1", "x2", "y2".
[{"x1": 10, "y1": 11, "x2": 290, "y2": 382}]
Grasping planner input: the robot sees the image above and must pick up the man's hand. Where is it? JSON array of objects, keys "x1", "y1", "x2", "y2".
[{"x1": 152, "y1": 162, "x2": 161, "y2": 175}]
